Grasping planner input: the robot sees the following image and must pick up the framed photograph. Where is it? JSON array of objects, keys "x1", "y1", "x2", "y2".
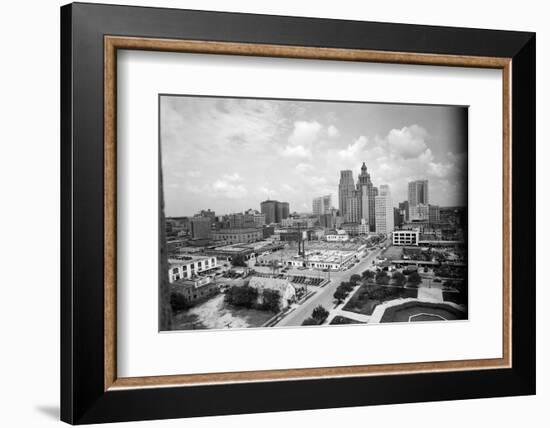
[{"x1": 61, "y1": 2, "x2": 535, "y2": 424}]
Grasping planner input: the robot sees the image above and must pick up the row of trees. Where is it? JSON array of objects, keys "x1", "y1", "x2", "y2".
[
  {"x1": 302, "y1": 305, "x2": 329, "y2": 326},
  {"x1": 224, "y1": 285, "x2": 282, "y2": 312},
  {"x1": 434, "y1": 264, "x2": 466, "y2": 279},
  {"x1": 357, "y1": 285, "x2": 402, "y2": 302},
  {"x1": 333, "y1": 281, "x2": 356, "y2": 303},
  {"x1": 361, "y1": 269, "x2": 422, "y2": 287}
]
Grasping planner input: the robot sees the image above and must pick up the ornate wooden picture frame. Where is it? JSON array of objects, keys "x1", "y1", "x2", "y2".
[{"x1": 61, "y1": 2, "x2": 535, "y2": 424}]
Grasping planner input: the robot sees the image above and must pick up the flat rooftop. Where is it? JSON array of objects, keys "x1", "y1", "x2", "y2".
[{"x1": 168, "y1": 253, "x2": 215, "y2": 267}]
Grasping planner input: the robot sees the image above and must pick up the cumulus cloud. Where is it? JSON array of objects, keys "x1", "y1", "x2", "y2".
[
  {"x1": 384, "y1": 124, "x2": 428, "y2": 159},
  {"x1": 327, "y1": 124, "x2": 340, "y2": 138},
  {"x1": 338, "y1": 136, "x2": 368, "y2": 160},
  {"x1": 281, "y1": 145, "x2": 311, "y2": 158},
  {"x1": 212, "y1": 179, "x2": 247, "y2": 199},
  {"x1": 321, "y1": 124, "x2": 464, "y2": 205},
  {"x1": 161, "y1": 95, "x2": 467, "y2": 215},
  {"x1": 222, "y1": 172, "x2": 243, "y2": 182},
  {"x1": 186, "y1": 170, "x2": 201, "y2": 178},
  {"x1": 295, "y1": 162, "x2": 313, "y2": 173},
  {"x1": 288, "y1": 120, "x2": 322, "y2": 147}
]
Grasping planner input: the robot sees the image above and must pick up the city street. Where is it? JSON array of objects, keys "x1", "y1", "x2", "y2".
[{"x1": 274, "y1": 241, "x2": 387, "y2": 327}]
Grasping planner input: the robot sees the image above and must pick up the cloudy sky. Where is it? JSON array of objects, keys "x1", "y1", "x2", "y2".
[{"x1": 160, "y1": 95, "x2": 467, "y2": 217}]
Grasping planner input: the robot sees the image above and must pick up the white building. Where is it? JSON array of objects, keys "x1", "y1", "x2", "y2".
[
  {"x1": 392, "y1": 229, "x2": 420, "y2": 246},
  {"x1": 168, "y1": 255, "x2": 218, "y2": 283},
  {"x1": 248, "y1": 276, "x2": 296, "y2": 309},
  {"x1": 375, "y1": 185, "x2": 394, "y2": 234},
  {"x1": 326, "y1": 233, "x2": 349, "y2": 242}
]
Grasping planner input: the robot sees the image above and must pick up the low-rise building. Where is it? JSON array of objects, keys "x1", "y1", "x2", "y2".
[
  {"x1": 248, "y1": 276, "x2": 296, "y2": 309},
  {"x1": 211, "y1": 227, "x2": 262, "y2": 244},
  {"x1": 168, "y1": 255, "x2": 218, "y2": 283},
  {"x1": 326, "y1": 233, "x2": 349, "y2": 242},
  {"x1": 171, "y1": 276, "x2": 218, "y2": 303},
  {"x1": 205, "y1": 244, "x2": 255, "y2": 263}
]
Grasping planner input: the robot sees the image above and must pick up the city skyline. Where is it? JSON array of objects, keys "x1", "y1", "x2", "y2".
[{"x1": 160, "y1": 96, "x2": 467, "y2": 217}]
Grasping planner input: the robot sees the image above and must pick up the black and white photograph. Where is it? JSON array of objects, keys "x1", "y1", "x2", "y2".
[{"x1": 159, "y1": 95, "x2": 468, "y2": 331}]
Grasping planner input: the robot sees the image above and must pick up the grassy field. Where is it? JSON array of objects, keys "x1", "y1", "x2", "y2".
[
  {"x1": 329, "y1": 315, "x2": 364, "y2": 325},
  {"x1": 443, "y1": 290, "x2": 467, "y2": 305},
  {"x1": 380, "y1": 301, "x2": 467, "y2": 322},
  {"x1": 343, "y1": 283, "x2": 418, "y2": 316}
]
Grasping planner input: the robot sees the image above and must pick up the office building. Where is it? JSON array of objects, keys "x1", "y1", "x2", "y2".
[
  {"x1": 429, "y1": 204, "x2": 440, "y2": 224},
  {"x1": 211, "y1": 227, "x2": 263, "y2": 244},
  {"x1": 245, "y1": 209, "x2": 266, "y2": 227},
  {"x1": 190, "y1": 217, "x2": 212, "y2": 239},
  {"x1": 260, "y1": 200, "x2": 290, "y2": 224},
  {"x1": 356, "y1": 162, "x2": 377, "y2": 231},
  {"x1": 410, "y1": 203, "x2": 429, "y2": 221},
  {"x1": 398, "y1": 201, "x2": 410, "y2": 222},
  {"x1": 345, "y1": 195, "x2": 361, "y2": 223},
  {"x1": 196, "y1": 209, "x2": 216, "y2": 224},
  {"x1": 375, "y1": 184, "x2": 394, "y2": 234},
  {"x1": 312, "y1": 194, "x2": 331, "y2": 216},
  {"x1": 338, "y1": 170, "x2": 355, "y2": 218},
  {"x1": 319, "y1": 213, "x2": 336, "y2": 229},
  {"x1": 393, "y1": 229, "x2": 420, "y2": 246},
  {"x1": 408, "y1": 180, "x2": 429, "y2": 206}
]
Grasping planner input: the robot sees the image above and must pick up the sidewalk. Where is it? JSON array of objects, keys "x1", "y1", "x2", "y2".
[{"x1": 326, "y1": 309, "x2": 370, "y2": 324}]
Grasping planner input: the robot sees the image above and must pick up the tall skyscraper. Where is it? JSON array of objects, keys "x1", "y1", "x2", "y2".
[
  {"x1": 408, "y1": 180, "x2": 429, "y2": 206},
  {"x1": 375, "y1": 184, "x2": 394, "y2": 234},
  {"x1": 260, "y1": 200, "x2": 290, "y2": 224},
  {"x1": 398, "y1": 201, "x2": 410, "y2": 223},
  {"x1": 356, "y1": 162, "x2": 376, "y2": 230},
  {"x1": 338, "y1": 170, "x2": 355, "y2": 218},
  {"x1": 379, "y1": 184, "x2": 390, "y2": 196},
  {"x1": 345, "y1": 195, "x2": 361, "y2": 223},
  {"x1": 312, "y1": 194, "x2": 331, "y2": 216}
]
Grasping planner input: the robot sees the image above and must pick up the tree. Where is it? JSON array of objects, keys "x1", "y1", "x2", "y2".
[
  {"x1": 231, "y1": 253, "x2": 247, "y2": 267},
  {"x1": 362, "y1": 270, "x2": 375, "y2": 281},
  {"x1": 260, "y1": 289, "x2": 281, "y2": 312},
  {"x1": 392, "y1": 271, "x2": 406, "y2": 287},
  {"x1": 339, "y1": 281, "x2": 354, "y2": 293},
  {"x1": 333, "y1": 287, "x2": 347, "y2": 303},
  {"x1": 408, "y1": 271, "x2": 422, "y2": 286},
  {"x1": 375, "y1": 270, "x2": 390, "y2": 285},
  {"x1": 311, "y1": 305, "x2": 329, "y2": 323},
  {"x1": 350, "y1": 274, "x2": 361, "y2": 284},
  {"x1": 224, "y1": 285, "x2": 258, "y2": 308},
  {"x1": 170, "y1": 292, "x2": 189, "y2": 312},
  {"x1": 443, "y1": 279, "x2": 455, "y2": 288}
]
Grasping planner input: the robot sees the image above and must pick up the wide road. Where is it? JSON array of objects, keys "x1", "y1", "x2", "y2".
[{"x1": 275, "y1": 241, "x2": 387, "y2": 327}]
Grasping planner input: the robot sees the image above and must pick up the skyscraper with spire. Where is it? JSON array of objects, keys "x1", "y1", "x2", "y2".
[{"x1": 356, "y1": 162, "x2": 378, "y2": 231}]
